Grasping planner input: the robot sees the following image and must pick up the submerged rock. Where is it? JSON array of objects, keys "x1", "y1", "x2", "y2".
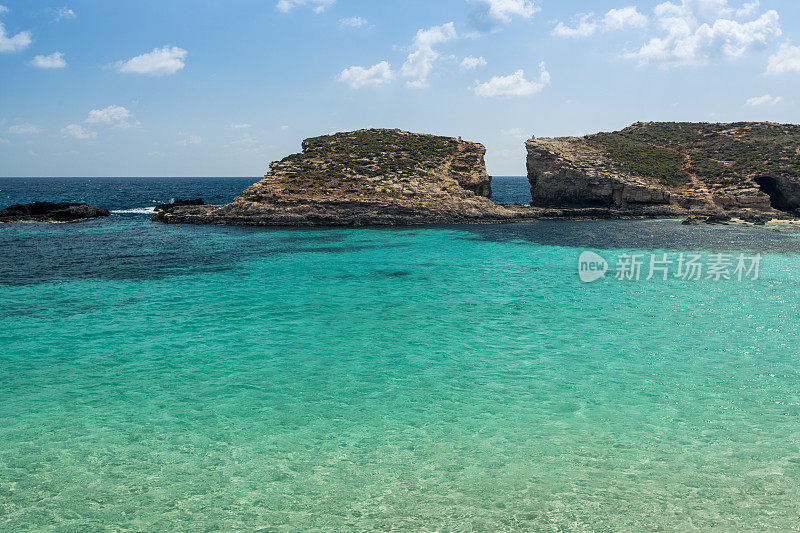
[
  {"x1": 527, "y1": 122, "x2": 800, "y2": 219},
  {"x1": 703, "y1": 214, "x2": 732, "y2": 225},
  {"x1": 154, "y1": 129, "x2": 532, "y2": 226},
  {"x1": 740, "y1": 212, "x2": 772, "y2": 225},
  {"x1": 0, "y1": 202, "x2": 110, "y2": 223}
]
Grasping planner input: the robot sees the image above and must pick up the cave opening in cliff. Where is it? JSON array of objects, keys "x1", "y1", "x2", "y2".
[{"x1": 755, "y1": 176, "x2": 794, "y2": 211}]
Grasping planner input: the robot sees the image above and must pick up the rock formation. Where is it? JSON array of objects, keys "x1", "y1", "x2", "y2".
[
  {"x1": 155, "y1": 198, "x2": 205, "y2": 212},
  {"x1": 154, "y1": 129, "x2": 529, "y2": 226},
  {"x1": 0, "y1": 202, "x2": 111, "y2": 223},
  {"x1": 527, "y1": 122, "x2": 800, "y2": 219}
]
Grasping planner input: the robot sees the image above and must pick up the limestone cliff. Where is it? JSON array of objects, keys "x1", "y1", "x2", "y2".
[
  {"x1": 156, "y1": 129, "x2": 527, "y2": 226},
  {"x1": 527, "y1": 122, "x2": 800, "y2": 218}
]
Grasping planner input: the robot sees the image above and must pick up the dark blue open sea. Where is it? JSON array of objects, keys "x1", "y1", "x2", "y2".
[{"x1": 2, "y1": 176, "x2": 800, "y2": 530}]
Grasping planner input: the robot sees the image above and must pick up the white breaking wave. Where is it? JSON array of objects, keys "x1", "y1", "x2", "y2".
[{"x1": 111, "y1": 207, "x2": 157, "y2": 214}]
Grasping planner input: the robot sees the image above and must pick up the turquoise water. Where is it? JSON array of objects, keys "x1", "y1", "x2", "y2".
[{"x1": 3, "y1": 179, "x2": 800, "y2": 530}]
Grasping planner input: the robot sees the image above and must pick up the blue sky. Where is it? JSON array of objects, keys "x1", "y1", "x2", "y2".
[{"x1": 1, "y1": 0, "x2": 799, "y2": 177}]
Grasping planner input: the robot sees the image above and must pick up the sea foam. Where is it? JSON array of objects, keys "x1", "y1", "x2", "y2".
[{"x1": 111, "y1": 207, "x2": 157, "y2": 214}]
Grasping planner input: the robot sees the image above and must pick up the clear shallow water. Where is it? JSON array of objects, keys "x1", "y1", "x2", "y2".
[{"x1": 2, "y1": 178, "x2": 800, "y2": 531}]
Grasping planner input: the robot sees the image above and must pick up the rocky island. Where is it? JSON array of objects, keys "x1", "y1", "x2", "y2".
[
  {"x1": 0, "y1": 202, "x2": 110, "y2": 223},
  {"x1": 154, "y1": 129, "x2": 529, "y2": 226},
  {"x1": 527, "y1": 122, "x2": 800, "y2": 220}
]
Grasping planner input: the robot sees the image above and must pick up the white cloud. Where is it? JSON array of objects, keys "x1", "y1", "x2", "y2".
[
  {"x1": 31, "y1": 51, "x2": 67, "y2": 69},
  {"x1": 604, "y1": 6, "x2": 648, "y2": 30},
  {"x1": 737, "y1": 1, "x2": 760, "y2": 18},
  {"x1": 501, "y1": 128, "x2": 524, "y2": 136},
  {"x1": 86, "y1": 105, "x2": 133, "y2": 128},
  {"x1": 228, "y1": 133, "x2": 258, "y2": 147},
  {"x1": 624, "y1": 2, "x2": 781, "y2": 67},
  {"x1": 55, "y1": 7, "x2": 76, "y2": 21},
  {"x1": 553, "y1": 7, "x2": 647, "y2": 38},
  {"x1": 7, "y1": 123, "x2": 40, "y2": 135},
  {"x1": 0, "y1": 13, "x2": 31, "y2": 53},
  {"x1": 229, "y1": 123, "x2": 251, "y2": 129},
  {"x1": 460, "y1": 55, "x2": 487, "y2": 70},
  {"x1": 0, "y1": 138, "x2": 9, "y2": 144},
  {"x1": 663, "y1": 0, "x2": 762, "y2": 19},
  {"x1": 470, "y1": 0, "x2": 540, "y2": 26},
  {"x1": 117, "y1": 46, "x2": 187, "y2": 76},
  {"x1": 281, "y1": 125, "x2": 289, "y2": 130},
  {"x1": 767, "y1": 42, "x2": 800, "y2": 75},
  {"x1": 340, "y1": 16, "x2": 368, "y2": 29},
  {"x1": 227, "y1": 133, "x2": 264, "y2": 154},
  {"x1": 178, "y1": 134, "x2": 203, "y2": 146},
  {"x1": 472, "y1": 62, "x2": 551, "y2": 97},
  {"x1": 553, "y1": 14, "x2": 600, "y2": 38},
  {"x1": 276, "y1": 0, "x2": 334, "y2": 14},
  {"x1": 62, "y1": 124, "x2": 96, "y2": 139},
  {"x1": 401, "y1": 22, "x2": 458, "y2": 88},
  {"x1": 337, "y1": 61, "x2": 394, "y2": 89},
  {"x1": 745, "y1": 94, "x2": 783, "y2": 106},
  {"x1": 554, "y1": 2, "x2": 781, "y2": 67}
]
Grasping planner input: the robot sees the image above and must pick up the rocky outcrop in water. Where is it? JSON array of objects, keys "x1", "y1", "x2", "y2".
[
  {"x1": 0, "y1": 202, "x2": 111, "y2": 223},
  {"x1": 527, "y1": 122, "x2": 800, "y2": 219},
  {"x1": 154, "y1": 129, "x2": 530, "y2": 226},
  {"x1": 155, "y1": 198, "x2": 205, "y2": 212}
]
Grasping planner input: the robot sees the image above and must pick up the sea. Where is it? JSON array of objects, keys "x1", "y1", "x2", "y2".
[{"x1": 2, "y1": 176, "x2": 800, "y2": 531}]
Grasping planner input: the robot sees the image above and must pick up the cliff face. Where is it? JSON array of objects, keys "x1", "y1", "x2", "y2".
[
  {"x1": 527, "y1": 122, "x2": 800, "y2": 217},
  {"x1": 157, "y1": 129, "x2": 526, "y2": 226}
]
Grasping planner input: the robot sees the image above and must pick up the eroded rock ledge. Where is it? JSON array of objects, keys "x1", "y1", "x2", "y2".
[
  {"x1": 527, "y1": 122, "x2": 800, "y2": 219},
  {"x1": 155, "y1": 129, "x2": 530, "y2": 226}
]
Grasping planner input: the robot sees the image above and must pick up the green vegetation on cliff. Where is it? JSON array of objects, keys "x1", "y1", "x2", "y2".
[
  {"x1": 273, "y1": 129, "x2": 485, "y2": 185},
  {"x1": 301, "y1": 129, "x2": 471, "y2": 161},
  {"x1": 277, "y1": 129, "x2": 482, "y2": 177},
  {"x1": 589, "y1": 133, "x2": 690, "y2": 187},
  {"x1": 587, "y1": 122, "x2": 800, "y2": 189}
]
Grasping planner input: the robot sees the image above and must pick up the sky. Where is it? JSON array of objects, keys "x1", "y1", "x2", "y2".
[{"x1": 1, "y1": 0, "x2": 799, "y2": 177}]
